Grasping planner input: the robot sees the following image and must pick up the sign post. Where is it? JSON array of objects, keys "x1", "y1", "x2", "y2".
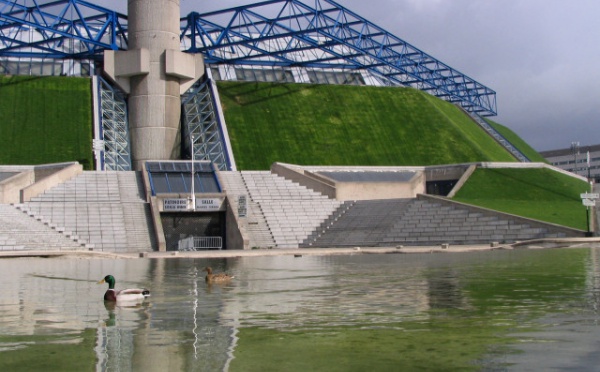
[
  {"x1": 189, "y1": 134, "x2": 196, "y2": 211},
  {"x1": 580, "y1": 192, "x2": 598, "y2": 236}
]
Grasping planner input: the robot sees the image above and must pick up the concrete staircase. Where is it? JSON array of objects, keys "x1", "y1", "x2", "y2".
[
  {"x1": 18, "y1": 171, "x2": 155, "y2": 253},
  {"x1": 302, "y1": 199, "x2": 411, "y2": 247},
  {"x1": 239, "y1": 171, "x2": 343, "y2": 248},
  {"x1": 382, "y1": 198, "x2": 562, "y2": 245},
  {"x1": 219, "y1": 171, "x2": 276, "y2": 248},
  {"x1": 302, "y1": 197, "x2": 575, "y2": 248},
  {"x1": 0, "y1": 203, "x2": 86, "y2": 251}
]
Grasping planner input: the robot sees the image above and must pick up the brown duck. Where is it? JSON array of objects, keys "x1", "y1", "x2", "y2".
[{"x1": 203, "y1": 267, "x2": 234, "y2": 283}]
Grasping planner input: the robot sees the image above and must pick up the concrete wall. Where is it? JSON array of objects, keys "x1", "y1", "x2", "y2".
[
  {"x1": 149, "y1": 196, "x2": 167, "y2": 252},
  {"x1": 425, "y1": 164, "x2": 470, "y2": 182},
  {"x1": 334, "y1": 172, "x2": 425, "y2": 200},
  {"x1": 272, "y1": 163, "x2": 336, "y2": 198},
  {"x1": 0, "y1": 170, "x2": 34, "y2": 204},
  {"x1": 225, "y1": 198, "x2": 248, "y2": 250},
  {"x1": 20, "y1": 162, "x2": 82, "y2": 202},
  {"x1": 446, "y1": 164, "x2": 477, "y2": 198},
  {"x1": 0, "y1": 162, "x2": 81, "y2": 203},
  {"x1": 272, "y1": 162, "x2": 426, "y2": 201}
]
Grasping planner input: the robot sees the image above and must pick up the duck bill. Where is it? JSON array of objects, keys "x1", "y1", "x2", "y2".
[{"x1": 97, "y1": 279, "x2": 106, "y2": 284}]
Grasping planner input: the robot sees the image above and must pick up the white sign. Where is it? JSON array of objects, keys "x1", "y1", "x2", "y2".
[
  {"x1": 583, "y1": 199, "x2": 596, "y2": 207},
  {"x1": 238, "y1": 195, "x2": 247, "y2": 217},
  {"x1": 580, "y1": 193, "x2": 599, "y2": 200},
  {"x1": 163, "y1": 198, "x2": 189, "y2": 211},
  {"x1": 164, "y1": 198, "x2": 225, "y2": 211},
  {"x1": 195, "y1": 198, "x2": 225, "y2": 211}
]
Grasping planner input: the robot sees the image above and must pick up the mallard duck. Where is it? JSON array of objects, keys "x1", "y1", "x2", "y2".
[
  {"x1": 203, "y1": 267, "x2": 234, "y2": 283},
  {"x1": 98, "y1": 275, "x2": 150, "y2": 303}
]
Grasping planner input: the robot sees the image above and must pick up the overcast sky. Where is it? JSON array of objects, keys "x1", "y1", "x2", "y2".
[{"x1": 97, "y1": 0, "x2": 600, "y2": 152}]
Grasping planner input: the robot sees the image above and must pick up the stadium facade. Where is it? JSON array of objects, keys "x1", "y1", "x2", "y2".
[
  {"x1": 2, "y1": 0, "x2": 589, "y2": 252},
  {"x1": 1, "y1": 0, "x2": 519, "y2": 173}
]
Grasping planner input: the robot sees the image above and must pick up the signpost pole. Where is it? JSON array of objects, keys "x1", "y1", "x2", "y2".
[
  {"x1": 580, "y1": 192, "x2": 598, "y2": 236},
  {"x1": 190, "y1": 135, "x2": 196, "y2": 211},
  {"x1": 587, "y1": 206, "x2": 590, "y2": 235}
]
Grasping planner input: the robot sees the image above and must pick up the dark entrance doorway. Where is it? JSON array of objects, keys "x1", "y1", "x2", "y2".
[
  {"x1": 426, "y1": 180, "x2": 458, "y2": 196},
  {"x1": 161, "y1": 212, "x2": 225, "y2": 251}
]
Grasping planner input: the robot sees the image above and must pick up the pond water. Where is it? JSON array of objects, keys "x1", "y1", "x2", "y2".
[{"x1": 1, "y1": 248, "x2": 600, "y2": 371}]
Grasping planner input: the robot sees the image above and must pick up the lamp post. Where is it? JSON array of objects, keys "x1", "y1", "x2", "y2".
[
  {"x1": 190, "y1": 134, "x2": 196, "y2": 211},
  {"x1": 571, "y1": 141, "x2": 580, "y2": 175},
  {"x1": 587, "y1": 151, "x2": 591, "y2": 182}
]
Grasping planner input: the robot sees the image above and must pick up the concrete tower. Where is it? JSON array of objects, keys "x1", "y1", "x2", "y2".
[{"x1": 104, "y1": 0, "x2": 205, "y2": 170}]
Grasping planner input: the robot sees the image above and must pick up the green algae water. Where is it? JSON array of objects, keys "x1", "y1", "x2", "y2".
[{"x1": 1, "y1": 248, "x2": 600, "y2": 371}]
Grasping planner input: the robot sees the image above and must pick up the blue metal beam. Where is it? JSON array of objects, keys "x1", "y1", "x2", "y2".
[
  {"x1": 181, "y1": 0, "x2": 496, "y2": 115},
  {"x1": 0, "y1": 0, "x2": 127, "y2": 58},
  {"x1": 1, "y1": 0, "x2": 497, "y2": 116}
]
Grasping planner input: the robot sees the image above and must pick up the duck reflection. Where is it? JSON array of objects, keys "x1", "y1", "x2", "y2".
[{"x1": 97, "y1": 300, "x2": 150, "y2": 371}]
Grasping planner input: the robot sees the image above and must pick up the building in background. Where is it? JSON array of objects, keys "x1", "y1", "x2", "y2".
[{"x1": 540, "y1": 143, "x2": 600, "y2": 183}]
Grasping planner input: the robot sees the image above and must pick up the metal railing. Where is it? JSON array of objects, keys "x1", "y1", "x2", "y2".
[
  {"x1": 456, "y1": 105, "x2": 530, "y2": 162},
  {"x1": 178, "y1": 236, "x2": 223, "y2": 251}
]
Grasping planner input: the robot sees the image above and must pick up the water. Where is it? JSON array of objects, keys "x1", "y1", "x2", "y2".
[{"x1": 1, "y1": 248, "x2": 600, "y2": 371}]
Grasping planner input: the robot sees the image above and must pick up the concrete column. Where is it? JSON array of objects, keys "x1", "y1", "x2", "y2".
[
  {"x1": 104, "y1": 0, "x2": 205, "y2": 170},
  {"x1": 127, "y1": 0, "x2": 182, "y2": 169}
]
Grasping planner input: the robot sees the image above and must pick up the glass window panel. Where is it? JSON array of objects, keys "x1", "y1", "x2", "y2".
[
  {"x1": 169, "y1": 173, "x2": 188, "y2": 193},
  {"x1": 150, "y1": 173, "x2": 169, "y2": 193}
]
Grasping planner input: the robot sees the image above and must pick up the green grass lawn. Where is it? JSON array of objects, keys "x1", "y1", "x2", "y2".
[
  {"x1": 0, "y1": 76, "x2": 93, "y2": 169},
  {"x1": 486, "y1": 119, "x2": 547, "y2": 163},
  {"x1": 452, "y1": 168, "x2": 590, "y2": 230},
  {"x1": 218, "y1": 82, "x2": 517, "y2": 170}
]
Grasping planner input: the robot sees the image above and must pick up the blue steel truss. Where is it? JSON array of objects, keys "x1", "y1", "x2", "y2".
[
  {"x1": 97, "y1": 76, "x2": 132, "y2": 171},
  {"x1": 181, "y1": 0, "x2": 496, "y2": 115},
  {"x1": 181, "y1": 78, "x2": 232, "y2": 171},
  {"x1": 1, "y1": 0, "x2": 496, "y2": 115},
  {"x1": 0, "y1": 0, "x2": 127, "y2": 59}
]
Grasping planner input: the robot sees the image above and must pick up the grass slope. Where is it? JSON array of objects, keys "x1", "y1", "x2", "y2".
[
  {"x1": 0, "y1": 76, "x2": 93, "y2": 169},
  {"x1": 218, "y1": 82, "x2": 517, "y2": 170},
  {"x1": 486, "y1": 119, "x2": 547, "y2": 163},
  {"x1": 453, "y1": 168, "x2": 590, "y2": 230}
]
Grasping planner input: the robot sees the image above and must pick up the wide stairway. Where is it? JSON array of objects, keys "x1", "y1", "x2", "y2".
[
  {"x1": 219, "y1": 171, "x2": 277, "y2": 248},
  {"x1": 0, "y1": 203, "x2": 86, "y2": 251},
  {"x1": 222, "y1": 171, "x2": 343, "y2": 248},
  {"x1": 302, "y1": 198, "x2": 571, "y2": 247},
  {"x1": 15, "y1": 171, "x2": 155, "y2": 253}
]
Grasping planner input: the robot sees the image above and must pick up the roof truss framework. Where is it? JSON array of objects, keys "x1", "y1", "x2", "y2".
[
  {"x1": 98, "y1": 76, "x2": 132, "y2": 171},
  {"x1": 0, "y1": 0, "x2": 127, "y2": 59},
  {"x1": 1, "y1": 0, "x2": 496, "y2": 116},
  {"x1": 181, "y1": 0, "x2": 496, "y2": 115}
]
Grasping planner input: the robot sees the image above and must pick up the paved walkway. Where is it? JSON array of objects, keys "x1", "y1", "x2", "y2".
[{"x1": 2, "y1": 238, "x2": 600, "y2": 260}]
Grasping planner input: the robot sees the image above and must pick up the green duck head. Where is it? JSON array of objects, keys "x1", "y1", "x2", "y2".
[{"x1": 98, "y1": 275, "x2": 116, "y2": 289}]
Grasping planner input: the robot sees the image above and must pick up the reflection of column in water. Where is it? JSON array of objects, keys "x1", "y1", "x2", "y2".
[
  {"x1": 188, "y1": 264, "x2": 236, "y2": 371},
  {"x1": 587, "y1": 248, "x2": 600, "y2": 313},
  {"x1": 191, "y1": 266, "x2": 202, "y2": 360},
  {"x1": 96, "y1": 303, "x2": 138, "y2": 371}
]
